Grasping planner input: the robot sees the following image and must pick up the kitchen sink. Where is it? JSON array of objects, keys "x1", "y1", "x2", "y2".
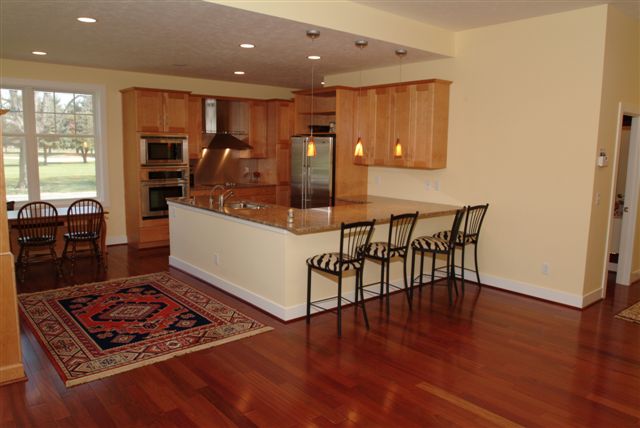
[{"x1": 226, "y1": 201, "x2": 268, "y2": 210}]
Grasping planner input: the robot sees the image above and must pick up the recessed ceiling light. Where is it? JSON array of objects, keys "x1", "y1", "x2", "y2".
[
  {"x1": 77, "y1": 17, "x2": 97, "y2": 23},
  {"x1": 234, "y1": 71, "x2": 245, "y2": 75},
  {"x1": 307, "y1": 55, "x2": 321, "y2": 60},
  {"x1": 32, "y1": 51, "x2": 47, "y2": 56},
  {"x1": 239, "y1": 43, "x2": 255, "y2": 49},
  {"x1": 321, "y1": 81, "x2": 325, "y2": 85}
]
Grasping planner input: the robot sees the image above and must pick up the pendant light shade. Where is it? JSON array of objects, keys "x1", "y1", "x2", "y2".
[
  {"x1": 306, "y1": 29, "x2": 319, "y2": 157},
  {"x1": 307, "y1": 136, "x2": 317, "y2": 157},
  {"x1": 354, "y1": 40, "x2": 368, "y2": 159},
  {"x1": 393, "y1": 48, "x2": 407, "y2": 159},
  {"x1": 354, "y1": 137, "x2": 364, "y2": 157},
  {"x1": 393, "y1": 138, "x2": 403, "y2": 158}
]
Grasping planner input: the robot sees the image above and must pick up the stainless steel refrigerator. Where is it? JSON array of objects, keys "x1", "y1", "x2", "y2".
[{"x1": 290, "y1": 135, "x2": 335, "y2": 209}]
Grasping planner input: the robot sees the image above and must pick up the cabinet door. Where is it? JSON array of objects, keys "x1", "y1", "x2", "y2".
[
  {"x1": 388, "y1": 85, "x2": 412, "y2": 167},
  {"x1": 163, "y1": 92, "x2": 189, "y2": 133},
  {"x1": 248, "y1": 101, "x2": 267, "y2": 158},
  {"x1": 187, "y1": 95, "x2": 203, "y2": 159},
  {"x1": 135, "y1": 90, "x2": 164, "y2": 133},
  {"x1": 353, "y1": 89, "x2": 373, "y2": 166},
  {"x1": 372, "y1": 88, "x2": 391, "y2": 166}
]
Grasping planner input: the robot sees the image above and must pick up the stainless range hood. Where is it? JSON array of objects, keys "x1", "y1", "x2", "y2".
[{"x1": 203, "y1": 99, "x2": 253, "y2": 150}]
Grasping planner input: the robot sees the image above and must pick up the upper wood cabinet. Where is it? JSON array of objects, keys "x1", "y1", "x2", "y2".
[
  {"x1": 121, "y1": 88, "x2": 189, "y2": 134},
  {"x1": 293, "y1": 87, "x2": 368, "y2": 199},
  {"x1": 352, "y1": 79, "x2": 451, "y2": 169},
  {"x1": 187, "y1": 95, "x2": 203, "y2": 159}
]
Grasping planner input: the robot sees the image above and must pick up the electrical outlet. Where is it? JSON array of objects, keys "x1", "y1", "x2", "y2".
[
  {"x1": 424, "y1": 179, "x2": 431, "y2": 191},
  {"x1": 542, "y1": 262, "x2": 549, "y2": 275},
  {"x1": 374, "y1": 176, "x2": 381, "y2": 185},
  {"x1": 434, "y1": 180, "x2": 440, "y2": 191},
  {"x1": 213, "y1": 254, "x2": 220, "y2": 266},
  {"x1": 595, "y1": 192, "x2": 601, "y2": 206}
]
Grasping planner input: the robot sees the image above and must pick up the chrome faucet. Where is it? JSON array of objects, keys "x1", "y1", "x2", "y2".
[
  {"x1": 208, "y1": 185, "x2": 225, "y2": 207},
  {"x1": 219, "y1": 190, "x2": 235, "y2": 208}
]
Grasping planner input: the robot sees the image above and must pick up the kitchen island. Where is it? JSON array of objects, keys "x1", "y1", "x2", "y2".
[{"x1": 168, "y1": 196, "x2": 458, "y2": 320}]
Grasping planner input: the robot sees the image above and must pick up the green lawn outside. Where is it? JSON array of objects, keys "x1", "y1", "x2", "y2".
[{"x1": 4, "y1": 154, "x2": 96, "y2": 196}]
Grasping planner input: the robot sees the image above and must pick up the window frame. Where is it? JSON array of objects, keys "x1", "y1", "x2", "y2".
[{"x1": 1, "y1": 78, "x2": 109, "y2": 209}]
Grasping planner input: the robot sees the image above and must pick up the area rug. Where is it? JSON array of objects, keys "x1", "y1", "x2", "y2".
[
  {"x1": 615, "y1": 300, "x2": 640, "y2": 325},
  {"x1": 18, "y1": 272, "x2": 272, "y2": 387}
]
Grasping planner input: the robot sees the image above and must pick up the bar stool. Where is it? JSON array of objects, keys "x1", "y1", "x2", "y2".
[
  {"x1": 306, "y1": 220, "x2": 376, "y2": 337},
  {"x1": 432, "y1": 204, "x2": 489, "y2": 292},
  {"x1": 362, "y1": 212, "x2": 418, "y2": 315},
  {"x1": 15, "y1": 201, "x2": 62, "y2": 282},
  {"x1": 62, "y1": 198, "x2": 105, "y2": 276},
  {"x1": 410, "y1": 208, "x2": 465, "y2": 305}
]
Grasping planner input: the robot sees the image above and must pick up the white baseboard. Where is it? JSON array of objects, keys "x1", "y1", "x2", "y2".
[
  {"x1": 169, "y1": 255, "x2": 401, "y2": 321},
  {"x1": 106, "y1": 235, "x2": 127, "y2": 246},
  {"x1": 475, "y1": 271, "x2": 593, "y2": 308}
]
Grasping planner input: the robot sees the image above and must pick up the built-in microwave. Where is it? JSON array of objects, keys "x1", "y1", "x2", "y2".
[{"x1": 140, "y1": 135, "x2": 188, "y2": 166}]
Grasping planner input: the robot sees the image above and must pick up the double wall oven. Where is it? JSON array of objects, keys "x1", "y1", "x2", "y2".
[{"x1": 140, "y1": 136, "x2": 189, "y2": 219}]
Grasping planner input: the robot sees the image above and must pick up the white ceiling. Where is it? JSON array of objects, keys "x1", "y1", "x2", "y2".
[{"x1": 1, "y1": 0, "x2": 638, "y2": 90}]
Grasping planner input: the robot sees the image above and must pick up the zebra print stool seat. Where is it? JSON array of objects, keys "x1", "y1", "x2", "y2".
[
  {"x1": 363, "y1": 212, "x2": 418, "y2": 315},
  {"x1": 411, "y1": 236, "x2": 451, "y2": 252},
  {"x1": 410, "y1": 208, "x2": 466, "y2": 305},
  {"x1": 306, "y1": 253, "x2": 362, "y2": 272},
  {"x1": 306, "y1": 220, "x2": 376, "y2": 337},
  {"x1": 432, "y1": 230, "x2": 475, "y2": 244},
  {"x1": 431, "y1": 204, "x2": 489, "y2": 292}
]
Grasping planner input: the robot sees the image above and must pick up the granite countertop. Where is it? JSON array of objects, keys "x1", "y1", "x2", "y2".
[{"x1": 169, "y1": 195, "x2": 459, "y2": 235}]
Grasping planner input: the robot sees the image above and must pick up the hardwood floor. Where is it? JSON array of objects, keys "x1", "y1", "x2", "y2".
[{"x1": 2, "y1": 245, "x2": 639, "y2": 427}]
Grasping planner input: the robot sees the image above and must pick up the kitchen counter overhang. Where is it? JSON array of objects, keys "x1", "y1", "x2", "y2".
[{"x1": 167, "y1": 196, "x2": 459, "y2": 321}]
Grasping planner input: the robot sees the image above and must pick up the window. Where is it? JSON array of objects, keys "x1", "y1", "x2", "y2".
[{"x1": 1, "y1": 81, "x2": 106, "y2": 206}]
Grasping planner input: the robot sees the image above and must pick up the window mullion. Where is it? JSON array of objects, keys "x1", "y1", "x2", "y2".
[{"x1": 22, "y1": 87, "x2": 40, "y2": 200}]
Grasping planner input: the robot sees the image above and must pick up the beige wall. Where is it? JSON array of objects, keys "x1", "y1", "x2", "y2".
[
  {"x1": 584, "y1": 6, "x2": 640, "y2": 293},
  {"x1": 327, "y1": 6, "x2": 617, "y2": 303},
  {"x1": 0, "y1": 59, "x2": 294, "y2": 242}
]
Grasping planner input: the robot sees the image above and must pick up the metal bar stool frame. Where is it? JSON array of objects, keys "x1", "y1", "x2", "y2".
[
  {"x1": 410, "y1": 208, "x2": 466, "y2": 305},
  {"x1": 433, "y1": 204, "x2": 489, "y2": 292},
  {"x1": 361, "y1": 212, "x2": 418, "y2": 315},
  {"x1": 306, "y1": 220, "x2": 376, "y2": 337}
]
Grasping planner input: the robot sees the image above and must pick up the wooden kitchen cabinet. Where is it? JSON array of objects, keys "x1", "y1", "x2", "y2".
[
  {"x1": 351, "y1": 79, "x2": 451, "y2": 169},
  {"x1": 293, "y1": 87, "x2": 367, "y2": 198},
  {"x1": 191, "y1": 185, "x2": 276, "y2": 204},
  {"x1": 248, "y1": 101, "x2": 267, "y2": 158},
  {"x1": 121, "y1": 88, "x2": 189, "y2": 134},
  {"x1": 187, "y1": 95, "x2": 203, "y2": 159}
]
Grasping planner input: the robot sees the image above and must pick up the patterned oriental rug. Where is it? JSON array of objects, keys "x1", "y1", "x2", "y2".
[
  {"x1": 615, "y1": 300, "x2": 640, "y2": 325},
  {"x1": 18, "y1": 272, "x2": 272, "y2": 387}
]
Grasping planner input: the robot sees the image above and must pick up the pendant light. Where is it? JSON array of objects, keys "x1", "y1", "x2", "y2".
[
  {"x1": 393, "y1": 48, "x2": 407, "y2": 158},
  {"x1": 353, "y1": 39, "x2": 368, "y2": 158},
  {"x1": 306, "y1": 30, "x2": 320, "y2": 157}
]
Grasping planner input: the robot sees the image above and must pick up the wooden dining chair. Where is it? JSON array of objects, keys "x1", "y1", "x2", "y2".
[
  {"x1": 62, "y1": 199, "x2": 105, "y2": 276},
  {"x1": 15, "y1": 201, "x2": 62, "y2": 282}
]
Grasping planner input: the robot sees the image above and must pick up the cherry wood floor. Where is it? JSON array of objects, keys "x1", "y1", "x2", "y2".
[{"x1": 2, "y1": 245, "x2": 639, "y2": 427}]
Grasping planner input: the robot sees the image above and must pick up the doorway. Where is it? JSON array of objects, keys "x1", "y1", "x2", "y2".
[{"x1": 604, "y1": 104, "x2": 640, "y2": 295}]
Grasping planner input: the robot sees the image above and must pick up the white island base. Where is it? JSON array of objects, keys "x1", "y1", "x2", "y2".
[{"x1": 168, "y1": 201, "x2": 453, "y2": 321}]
